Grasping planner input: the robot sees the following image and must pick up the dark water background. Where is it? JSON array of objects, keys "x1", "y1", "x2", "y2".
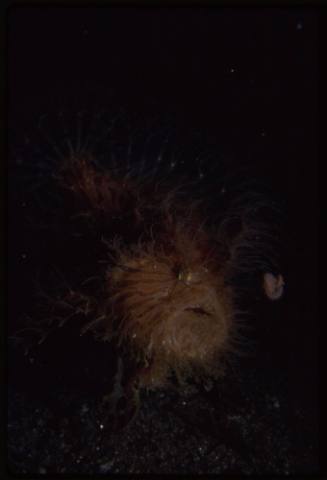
[{"x1": 7, "y1": 7, "x2": 319, "y2": 475}]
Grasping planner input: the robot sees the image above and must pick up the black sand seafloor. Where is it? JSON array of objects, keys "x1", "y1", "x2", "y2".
[{"x1": 7, "y1": 7, "x2": 319, "y2": 476}]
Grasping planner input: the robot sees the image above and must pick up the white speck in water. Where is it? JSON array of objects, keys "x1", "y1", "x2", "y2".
[
  {"x1": 273, "y1": 398, "x2": 280, "y2": 409},
  {"x1": 21, "y1": 253, "x2": 27, "y2": 260},
  {"x1": 81, "y1": 404, "x2": 89, "y2": 414},
  {"x1": 204, "y1": 379, "x2": 213, "y2": 392},
  {"x1": 296, "y1": 22, "x2": 303, "y2": 30},
  {"x1": 261, "y1": 131, "x2": 267, "y2": 137},
  {"x1": 230, "y1": 67, "x2": 236, "y2": 73},
  {"x1": 199, "y1": 171, "x2": 204, "y2": 179},
  {"x1": 100, "y1": 461, "x2": 114, "y2": 473},
  {"x1": 227, "y1": 414, "x2": 242, "y2": 422},
  {"x1": 170, "y1": 161, "x2": 176, "y2": 169},
  {"x1": 99, "y1": 423, "x2": 104, "y2": 430},
  {"x1": 220, "y1": 187, "x2": 226, "y2": 194},
  {"x1": 132, "y1": 333, "x2": 137, "y2": 339}
]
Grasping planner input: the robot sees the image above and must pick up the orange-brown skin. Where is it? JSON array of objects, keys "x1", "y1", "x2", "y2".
[
  {"x1": 108, "y1": 228, "x2": 234, "y2": 389},
  {"x1": 26, "y1": 151, "x2": 283, "y2": 429},
  {"x1": 56, "y1": 154, "x2": 139, "y2": 219},
  {"x1": 52, "y1": 153, "x2": 238, "y2": 391}
]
